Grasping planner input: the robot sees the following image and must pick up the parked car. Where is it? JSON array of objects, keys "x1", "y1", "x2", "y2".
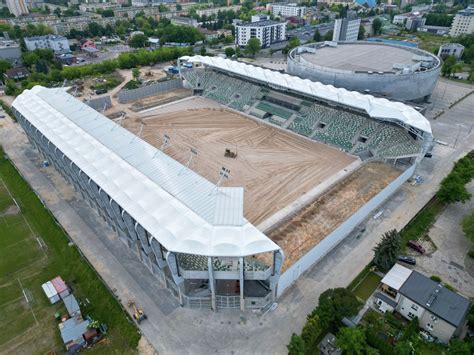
[
  {"x1": 398, "y1": 255, "x2": 416, "y2": 265},
  {"x1": 407, "y1": 240, "x2": 426, "y2": 254},
  {"x1": 95, "y1": 88, "x2": 107, "y2": 95}
]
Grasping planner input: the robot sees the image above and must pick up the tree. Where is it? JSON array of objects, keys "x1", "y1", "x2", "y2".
[
  {"x1": 129, "y1": 33, "x2": 148, "y2": 48},
  {"x1": 461, "y1": 210, "x2": 474, "y2": 242},
  {"x1": 21, "y1": 52, "x2": 40, "y2": 68},
  {"x1": 35, "y1": 59, "x2": 49, "y2": 74},
  {"x1": 132, "y1": 68, "x2": 140, "y2": 81},
  {"x1": 316, "y1": 288, "x2": 360, "y2": 328},
  {"x1": 442, "y1": 55, "x2": 457, "y2": 77},
  {"x1": 438, "y1": 173, "x2": 471, "y2": 204},
  {"x1": 313, "y1": 30, "x2": 322, "y2": 42},
  {"x1": 244, "y1": 37, "x2": 261, "y2": 57},
  {"x1": 4, "y1": 79, "x2": 18, "y2": 96},
  {"x1": 0, "y1": 59, "x2": 11, "y2": 76},
  {"x1": 283, "y1": 37, "x2": 300, "y2": 54},
  {"x1": 372, "y1": 229, "x2": 401, "y2": 272},
  {"x1": 200, "y1": 46, "x2": 207, "y2": 56},
  {"x1": 301, "y1": 314, "x2": 323, "y2": 349},
  {"x1": 323, "y1": 30, "x2": 333, "y2": 41},
  {"x1": 372, "y1": 18, "x2": 383, "y2": 36},
  {"x1": 400, "y1": 317, "x2": 419, "y2": 342},
  {"x1": 358, "y1": 25, "x2": 366, "y2": 40},
  {"x1": 447, "y1": 339, "x2": 471, "y2": 355},
  {"x1": 224, "y1": 47, "x2": 235, "y2": 58},
  {"x1": 336, "y1": 327, "x2": 368, "y2": 355},
  {"x1": 287, "y1": 333, "x2": 305, "y2": 355},
  {"x1": 53, "y1": 7, "x2": 61, "y2": 17}
]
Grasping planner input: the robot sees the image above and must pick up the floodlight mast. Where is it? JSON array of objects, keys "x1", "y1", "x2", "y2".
[{"x1": 179, "y1": 147, "x2": 198, "y2": 175}]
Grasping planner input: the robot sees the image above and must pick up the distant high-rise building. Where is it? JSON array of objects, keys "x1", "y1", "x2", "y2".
[
  {"x1": 6, "y1": 0, "x2": 29, "y2": 17},
  {"x1": 267, "y1": 3, "x2": 306, "y2": 18},
  {"x1": 333, "y1": 12, "x2": 361, "y2": 42},
  {"x1": 449, "y1": 6, "x2": 474, "y2": 37}
]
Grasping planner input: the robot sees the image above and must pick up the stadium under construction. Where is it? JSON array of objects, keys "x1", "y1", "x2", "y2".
[{"x1": 12, "y1": 56, "x2": 433, "y2": 312}]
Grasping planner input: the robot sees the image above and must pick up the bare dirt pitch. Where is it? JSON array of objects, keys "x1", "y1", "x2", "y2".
[
  {"x1": 268, "y1": 162, "x2": 401, "y2": 271},
  {"x1": 122, "y1": 97, "x2": 357, "y2": 225}
]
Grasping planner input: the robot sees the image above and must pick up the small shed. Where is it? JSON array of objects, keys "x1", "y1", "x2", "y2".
[
  {"x1": 51, "y1": 276, "x2": 70, "y2": 299},
  {"x1": 41, "y1": 281, "x2": 60, "y2": 304},
  {"x1": 63, "y1": 294, "x2": 81, "y2": 317},
  {"x1": 59, "y1": 316, "x2": 89, "y2": 351}
]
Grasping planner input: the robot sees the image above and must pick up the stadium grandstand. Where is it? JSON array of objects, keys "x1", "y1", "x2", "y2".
[
  {"x1": 12, "y1": 57, "x2": 433, "y2": 311},
  {"x1": 179, "y1": 56, "x2": 432, "y2": 162}
]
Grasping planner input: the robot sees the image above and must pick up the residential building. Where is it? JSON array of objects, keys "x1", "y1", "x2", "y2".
[
  {"x1": 393, "y1": 12, "x2": 426, "y2": 31},
  {"x1": 251, "y1": 14, "x2": 270, "y2": 23},
  {"x1": 318, "y1": 333, "x2": 342, "y2": 355},
  {"x1": 375, "y1": 264, "x2": 470, "y2": 344},
  {"x1": 24, "y1": 35, "x2": 71, "y2": 53},
  {"x1": 333, "y1": 11, "x2": 361, "y2": 42},
  {"x1": 235, "y1": 20, "x2": 287, "y2": 48},
  {"x1": 26, "y1": 0, "x2": 45, "y2": 9},
  {"x1": 405, "y1": 15, "x2": 426, "y2": 31},
  {"x1": 449, "y1": 6, "x2": 474, "y2": 37},
  {"x1": 267, "y1": 3, "x2": 306, "y2": 18},
  {"x1": 0, "y1": 40, "x2": 22, "y2": 66},
  {"x1": 170, "y1": 16, "x2": 198, "y2": 28},
  {"x1": 6, "y1": 0, "x2": 29, "y2": 17},
  {"x1": 437, "y1": 43, "x2": 465, "y2": 59},
  {"x1": 131, "y1": 0, "x2": 174, "y2": 5},
  {"x1": 195, "y1": 5, "x2": 241, "y2": 17},
  {"x1": 4, "y1": 67, "x2": 29, "y2": 81}
]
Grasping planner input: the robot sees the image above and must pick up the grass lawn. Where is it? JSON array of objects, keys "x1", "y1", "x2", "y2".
[
  {"x1": 400, "y1": 197, "x2": 445, "y2": 251},
  {"x1": 352, "y1": 272, "x2": 382, "y2": 301},
  {"x1": 0, "y1": 152, "x2": 139, "y2": 354}
]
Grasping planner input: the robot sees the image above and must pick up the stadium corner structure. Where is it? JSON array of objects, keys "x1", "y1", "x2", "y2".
[{"x1": 11, "y1": 55, "x2": 433, "y2": 312}]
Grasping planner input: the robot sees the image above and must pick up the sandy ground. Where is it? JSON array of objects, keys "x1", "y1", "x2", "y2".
[
  {"x1": 268, "y1": 162, "x2": 401, "y2": 270},
  {"x1": 122, "y1": 102, "x2": 356, "y2": 225}
]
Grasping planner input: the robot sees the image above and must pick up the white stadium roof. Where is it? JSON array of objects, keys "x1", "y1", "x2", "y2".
[
  {"x1": 13, "y1": 86, "x2": 280, "y2": 257},
  {"x1": 182, "y1": 55, "x2": 432, "y2": 135}
]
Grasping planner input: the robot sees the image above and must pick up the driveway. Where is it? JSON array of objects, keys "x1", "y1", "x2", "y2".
[{"x1": 414, "y1": 181, "x2": 474, "y2": 297}]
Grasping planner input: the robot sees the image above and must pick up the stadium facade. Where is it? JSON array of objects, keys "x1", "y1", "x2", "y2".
[
  {"x1": 13, "y1": 56, "x2": 433, "y2": 311},
  {"x1": 287, "y1": 41, "x2": 441, "y2": 102}
]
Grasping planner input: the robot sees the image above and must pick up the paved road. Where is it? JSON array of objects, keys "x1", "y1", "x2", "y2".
[
  {"x1": 414, "y1": 181, "x2": 474, "y2": 297},
  {"x1": 0, "y1": 80, "x2": 473, "y2": 354}
]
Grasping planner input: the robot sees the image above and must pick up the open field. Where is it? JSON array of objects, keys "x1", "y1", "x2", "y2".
[
  {"x1": 268, "y1": 162, "x2": 401, "y2": 270},
  {"x1": 122, "y1": 100, "x2": 356, "y2": 225},
  {"x1": 0, "y1": 153, "x2": 139, "y2": 354}
]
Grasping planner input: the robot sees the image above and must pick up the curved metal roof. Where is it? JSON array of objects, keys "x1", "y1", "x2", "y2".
[
  {"x1": 13, "y1": 86, "x2": 280, "y2": 257},
  {"x1": 184, "y1": 55, "x2": 432, "y2": 134}
]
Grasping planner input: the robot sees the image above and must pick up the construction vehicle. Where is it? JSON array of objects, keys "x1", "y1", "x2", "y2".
[
  {"x1": 224, "y1": 148, "x2": 237, "y2": 159},
  {"x1": 127, "y1": 301, "x2": 147, "y2": 324}
]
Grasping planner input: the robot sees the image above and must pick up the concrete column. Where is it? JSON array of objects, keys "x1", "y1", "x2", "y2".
[
  {"x1": 208, "y1": 257, "x2": 216, "y2": 311},
  {"x1": 165, "y1": 252, "x2": 185, "y2": 306},
  {"x1": 239, "y1": 257, "x2": 245, "y2": 312}
]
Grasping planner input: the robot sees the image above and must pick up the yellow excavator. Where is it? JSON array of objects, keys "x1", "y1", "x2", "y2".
[{"x1": 127, "y1": 301, "x2": 147, "y2": 324}]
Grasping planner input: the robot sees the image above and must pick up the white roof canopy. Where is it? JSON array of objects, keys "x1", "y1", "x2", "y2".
[
  {"x1": 381, "y1": 263, "x2": 412, "y2": 291},
  {"x1": 184, "y1": 56, "x2": 432, "y2": 135},
  {"x1": 13, "y1": 86, "x2": 280, "y2": 257}
]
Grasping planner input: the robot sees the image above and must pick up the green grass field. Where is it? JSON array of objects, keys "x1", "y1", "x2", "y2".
[
  {"x1": 0, "y1": 153, "x2": 139, "y2": 353},
  {"x1": 352, "y1": 272, "x2": 382, "y2": 301}
]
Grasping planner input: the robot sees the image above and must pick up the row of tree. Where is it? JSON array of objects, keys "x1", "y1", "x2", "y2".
[{"x1": 4, "y1": 46, "x2": 192, "y2": 96}]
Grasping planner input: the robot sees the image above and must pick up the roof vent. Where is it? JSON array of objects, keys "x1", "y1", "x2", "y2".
[{"x1": 426, "y1": 284, "x2": 442, "y2": 307}]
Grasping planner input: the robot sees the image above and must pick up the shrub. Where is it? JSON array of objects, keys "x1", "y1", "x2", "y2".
[
  {"x1": 430, "y1": 275, "x2": 442, "y2": 282},
  {"x1": 468, "y1": 250, "x2": 474, "y2": 259}
]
